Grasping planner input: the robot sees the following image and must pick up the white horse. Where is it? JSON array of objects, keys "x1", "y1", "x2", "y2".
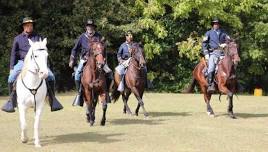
[{"x1": 16, "y1": 38, "x2": 48, "y2": 147}]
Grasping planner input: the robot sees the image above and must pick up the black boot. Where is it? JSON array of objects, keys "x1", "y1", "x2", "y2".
[
  {"x1": 207, "y1": 72, "x2": 215, "y2": 93},
  {"x1": 72, "y1": 80, "x2": 84, "y2": 106},
  {"x1": 1, "y1": 83, "x2": 17, "y2": 113},
  {"x1": 46, "y1": 80, "x2": 63, "y2": 111}
]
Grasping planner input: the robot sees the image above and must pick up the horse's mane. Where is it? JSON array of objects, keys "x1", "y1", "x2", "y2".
[{"x1": 20, "y1": 46, "x2": 34, "y2": 78}]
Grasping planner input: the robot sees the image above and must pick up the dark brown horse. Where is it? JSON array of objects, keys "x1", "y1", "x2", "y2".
[
  {"x1": 184, "y1": 40, "x2": 240, "y2": 118},
  {"x1": 81, "y1": 40, "x2": 107, "y2": 126},
  {"x1": 112, "y1": 43, "x2": 149, "y2": 117}
]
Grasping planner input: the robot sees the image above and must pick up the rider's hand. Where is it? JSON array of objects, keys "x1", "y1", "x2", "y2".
[
  {"x1": 9, "y1": 69, "x2": 13, "y2": 74},
  {"x1": 205, "y1": 54, "x2": 209, "y2": 61},
  {"x1": 219, "y1": 43, "x2": 227, "y2": 48},
  {"x1": 69, "y1": 56, "x2": 74, "y2": 68},
  {"x1": 69, "y1": 60, "x2": 74, "y2": 68}
]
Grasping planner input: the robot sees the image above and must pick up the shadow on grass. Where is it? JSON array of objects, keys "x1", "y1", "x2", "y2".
[
  {"x1": 39, "y1": 132, "x2": 123, "y2": 146},
  {"x1": 109, "y1": 117, "x2": 165, "y2": 125},
  {"x1": 236, "y1": 113, "x2": 268, "y2": 119},
  {"x1": 149, "y1": 112, "x2": 191, "y2": 118},
  {"x1": 216, "y1": 112, "x2": 268, "y2": 119}
]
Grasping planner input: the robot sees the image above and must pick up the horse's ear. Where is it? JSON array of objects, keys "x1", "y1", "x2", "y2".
[
  {"x1": 43, "y1": 38, "x2": 47, "y2": 45},
  {"x1": 28, "y1": 39, "x2": 34, "y2": 46}
]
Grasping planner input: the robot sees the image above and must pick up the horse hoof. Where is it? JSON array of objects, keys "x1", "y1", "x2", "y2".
[
  {"x1": 207, "y1": 112, "x2": 215, "y2": 117},
  {"x1": 100, "y1": 121, "x2": 106, "y2": 126},
  {"x1": 229, "y1": 114, "x2": 236, "y2": 119},
  {"x1": 21, "y1": 137, "x2": 28, "y2": 143},
  {"x1": 35, "y1": 144, "x2": 42, "y2": 148},
  {"x1": 89, "y1": 121, "x2": 95, "y2": 126}
]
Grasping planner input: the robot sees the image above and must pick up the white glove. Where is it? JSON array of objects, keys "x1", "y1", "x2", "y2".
[
  {"x1": 205, "y1": 54, "x2": 209, "y2": 60},
  {"x1": 219, "y1": 43, "x2": 227, "y2": 48}
]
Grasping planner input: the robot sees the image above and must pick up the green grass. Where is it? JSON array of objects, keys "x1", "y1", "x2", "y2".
[{"x1": 0, "y1": 93, "x2": 268, "y2": 152}]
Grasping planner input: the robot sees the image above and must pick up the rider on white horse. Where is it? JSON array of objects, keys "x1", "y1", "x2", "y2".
[
  {"x1": 17, "y1": 38, "x2": 49, "y2": 147},
  {"x1": 1, "y1": 17, "x2": 63, "y2": 113}
]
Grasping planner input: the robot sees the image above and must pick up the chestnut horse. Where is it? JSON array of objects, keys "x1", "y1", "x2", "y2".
[
  {"x1": 81, "y1": 40, "x2": 107, "y2": 126},
  {"x1": 111, "y1": 43, "x2": 149, "y2": 117},
  {"x1": 184, "y1": 40, "x2": 240, "y2": 118}
]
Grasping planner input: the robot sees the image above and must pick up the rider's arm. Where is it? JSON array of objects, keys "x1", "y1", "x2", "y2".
[
  {"x1": 10, "y1": 37, "x2": 19, "y2": 70},
  {"x1": 70, "y1": 35, "x2": 82, "y2": 59},
  {"x1": 117, "y1": 44, "x2": 124, "y2": 63},
  {"x1": 202, "y1": 31, "x2": 210, "y2": 56}
]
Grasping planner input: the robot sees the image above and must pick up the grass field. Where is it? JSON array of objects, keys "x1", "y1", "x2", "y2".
[{"x1": 0, "y1": 93, "x2": 268, "y2": 152}]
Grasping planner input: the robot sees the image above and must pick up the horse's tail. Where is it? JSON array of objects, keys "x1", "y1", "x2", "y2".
[
  {"x1": 111, "y1": 84, "x2": 121, "y2": 103},
  {"x1": 181, "y1": 77, "x2": 197, "y2": 93}
]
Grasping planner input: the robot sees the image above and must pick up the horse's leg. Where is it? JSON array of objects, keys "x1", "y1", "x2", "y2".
[
  {"x1": 227, "y1": 94, "x2": 236, "y2": 119},
  {"x1": 131, "y1": 87, "x2": 148, "y2": 117},
  {"x1": 33, "y1": 102, "x2": 44, "y2": 148},
  {"x1": 18, "y1": 104, "x2": 28, "y2": 143},
  {"x1": 122, "y1": 89, "x2": 132, "y2": 115},
  {"x1": 201, "y1": 85, "x2": 214, "y2": 117},
  {"x1": 218, "y1": 81, "x2": 235, "y2": 118},
  {"x1": 92, "y1": 93, "x2": 98, "y2": 122},
  {"x1": 84, "y1": 88, "x2": 94, "y2": 126},
  {"x1": 100, "y1": 94, "x2": 107, "y2": 126},
  {"x1": 135, "y1": 91, "x2": 144, "y2": 116}
]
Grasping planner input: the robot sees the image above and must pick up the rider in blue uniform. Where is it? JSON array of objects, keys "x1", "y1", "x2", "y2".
[
  {"x1": 69, "y1": 19, "x2": 113, "y2": 106},
  {"x1": 2, "y1": 17, "x2": 63, "y2": 113},
  {"x1": 115, "y1": 30, "x2": 148, "y2": 91},
  {"x1": 202, "y1": 18, "x2": 230, "y2": 93}
]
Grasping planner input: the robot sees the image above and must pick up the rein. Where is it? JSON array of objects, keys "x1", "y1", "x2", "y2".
[
  {"x1": 21, "y1": 49, "x2": 46, "y2": 112},
  {"x1": 21, "y1": 77, "x2": 44, "y2": 112}
]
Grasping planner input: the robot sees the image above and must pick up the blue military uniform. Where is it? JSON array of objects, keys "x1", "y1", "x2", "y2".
[
  {"x1": 8, "y1": 33, "x2": 55, "y2": 83},
  {"x1": 202, "y1": 19, "x2": 230, "y2": 93},
  {"x1": 117, "y1": 42, "x2": 131, "y2": 63},
  {"x1": 2, "y1": 16, "x2": 63, "y2": 113},
  {"x1": 70, "y1": 32, "x2": 102, "y2": 81}
]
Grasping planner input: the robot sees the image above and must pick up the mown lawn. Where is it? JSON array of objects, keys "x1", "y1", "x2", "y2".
[{"x1": 0, "y1": 93, "x2": 267, "y2": 152}]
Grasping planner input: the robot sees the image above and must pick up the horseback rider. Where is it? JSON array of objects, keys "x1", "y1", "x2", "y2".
[
  {"x1": 1, "y1": 17, "x2": 63, "y2": 113},
  {"x1": 202, "y1": 18, "x2": 230, "y2": 93},
  {"x1": 69, "y1": 19, "x2": 113, "y2": 106},
  {"x1": 115, "y1": 30, "x2": 148, "y2": 92}
]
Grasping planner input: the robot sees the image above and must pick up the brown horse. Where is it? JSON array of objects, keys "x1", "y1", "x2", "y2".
[
  {"x1": 81, "y1": 40, "x2": 107, "y2": 126},
  {"x1": 184, "y1": 40, "x2": 240, "y2": 118},
  {"x1": 111, "y1": 43, "x2": 149, "y2": 117}
]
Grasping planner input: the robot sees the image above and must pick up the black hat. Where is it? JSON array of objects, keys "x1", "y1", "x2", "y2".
[
  {"x1": 211, "y1": 18, "x2": 220, "y2": 25},
  {"x1": 125, "y1": 30, "x2": 133, "y2": 36},
  {"x1": 22, "y1": 17, "x2": 35, "y2": 25},
  {"x1": 85, "y1": 19, "x2": 97, "y2": 28}
]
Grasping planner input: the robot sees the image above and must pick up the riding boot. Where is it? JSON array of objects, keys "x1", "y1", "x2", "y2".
[
  {"x1": 72, "y1": 80, "x2": 84, "y2": 107},
  {"x1": 46, "y1": 80, "x2": 63, "y2": 111},
  {"x1": 117, "y1": 75, "x2": 125, "y2": 92},
  {"x1": 207, "y1": 72, "x2": 215, "y2": 93},
  {"x1": 1, "y1": 83, "x2": 17, "y2": 113}
]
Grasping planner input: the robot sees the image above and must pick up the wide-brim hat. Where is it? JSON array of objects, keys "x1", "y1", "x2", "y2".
[
  {"x1": 211, "y1": 18, "x2": 220, "y2": 25},
  {"x1": 125, "y1": 30, "x2": 133, "y2": 36},
  {"x1": 85, "y1": 19, "x2": 97, "y2": 28},
  {"x1": 21, "y1": 17, "x2": 35, "y2": 25}
]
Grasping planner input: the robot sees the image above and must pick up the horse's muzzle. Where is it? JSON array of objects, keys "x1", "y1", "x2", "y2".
[
  {"x1": 39, "y1": 70, "x2": 48, "y2": 79},
  {"x1": 140, "y1": 63, "x2": 145, "y2": 69},
  {"x1": 97, "y1": 62, "x2": 105, "y2": 70}
]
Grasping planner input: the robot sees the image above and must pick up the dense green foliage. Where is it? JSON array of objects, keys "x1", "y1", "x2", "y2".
[{"x1": 0, "y1": 0, "x2": 267, "y2": 95}]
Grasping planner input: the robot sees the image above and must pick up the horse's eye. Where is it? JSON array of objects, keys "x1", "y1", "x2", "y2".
[{"x1": 34, "y1": 55, "x2": 38, "y2": 58}]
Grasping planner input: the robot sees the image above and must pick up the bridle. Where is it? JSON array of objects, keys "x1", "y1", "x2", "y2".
[{"x1": 21, "y1": 48, "x2": 47, "y2": 112}]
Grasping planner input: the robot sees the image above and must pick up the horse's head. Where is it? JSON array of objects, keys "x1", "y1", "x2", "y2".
[
  {"x1": 224, "y1": 40, "x2": 240, "y2": 66},
  {"x1": 130, "y1": 43, "x2": 146, "y2": 69},
  {"x1": 91, "y1": 41, "x2": 105, "y2": 70},
  {"x1": 27, "y1": 38, "x2": 49, "y2": 79}
]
